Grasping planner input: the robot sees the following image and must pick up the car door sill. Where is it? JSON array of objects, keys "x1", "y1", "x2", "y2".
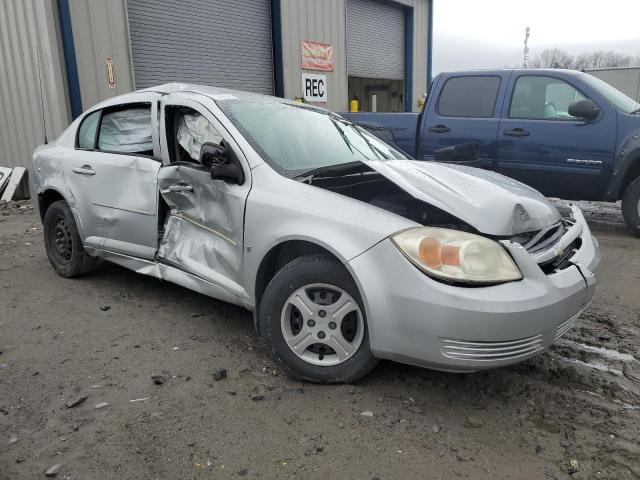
[{"x1": 85, "y1": 247, "x2": 252, "y2": 310}]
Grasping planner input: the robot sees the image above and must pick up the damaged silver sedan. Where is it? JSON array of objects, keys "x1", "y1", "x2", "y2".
[{"x1": 30, "y1": 84, "x2": 600, "y2": 383}]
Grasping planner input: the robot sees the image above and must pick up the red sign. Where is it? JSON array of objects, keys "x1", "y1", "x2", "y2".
[{"x1": 301, "y1": 40, "x2": 334, "y2": 72}]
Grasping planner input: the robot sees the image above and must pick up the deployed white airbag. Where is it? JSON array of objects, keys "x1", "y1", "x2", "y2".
[
  {"x1": 98, "y1": 108, "x2": 153, "y2": 153},
  {"x1": 177, "y1": 113, "x2": 223, "y2": 161}
]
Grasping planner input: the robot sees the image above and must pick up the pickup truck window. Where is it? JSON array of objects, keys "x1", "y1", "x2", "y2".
[
  {"x1": 436, "y1": 76, "x2": 500, "y2": 118},
  {"x1": 579, "y1": 73, "x2": 640, "y2": 114},
  {"x1": 509, "y1": 76, "x2": 586, "y2": 120}
]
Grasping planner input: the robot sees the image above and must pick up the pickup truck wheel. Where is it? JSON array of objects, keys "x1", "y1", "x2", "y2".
[
  {"x1": 43, "y1": 200, "x2": 97, "y2": 277},
  {"x1": 621, "y1": 177, "x2": 640, "y2": 236},
  {"x1": 258, "y1": 254, "x2": 378, "y2": 384}
]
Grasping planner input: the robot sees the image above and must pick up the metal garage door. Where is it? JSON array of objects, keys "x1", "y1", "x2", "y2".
[
  {"x1": 346, "y1": 0, "x2": 405, "y2": 80},
  {"x1": 126, "y1": 0, "x2": 273, "y2": 94}
]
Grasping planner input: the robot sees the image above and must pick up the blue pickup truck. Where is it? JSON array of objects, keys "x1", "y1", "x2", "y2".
[{"x1": 342, "y1": 69, "x2": 640, "y2": 234}]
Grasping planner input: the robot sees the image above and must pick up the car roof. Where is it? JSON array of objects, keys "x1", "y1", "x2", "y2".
[{"x1": 88, "y1": 82, "x2": 309, "y2": 113}]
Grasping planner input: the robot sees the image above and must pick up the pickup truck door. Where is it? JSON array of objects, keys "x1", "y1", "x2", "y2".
[
  {"x1": 156, "y1": 93, "x2": 251, "y2": 298},
  {"x1": 418, "y1": 74, "x2": 505, "y2": 166},
  {"x1": 496, "y1": 73, "x2": 616, "y2": 200},
  {"x1": 64, "y1": 95, "x2": 162, "y2": 259}
]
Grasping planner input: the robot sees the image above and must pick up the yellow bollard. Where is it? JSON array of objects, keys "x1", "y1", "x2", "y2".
[{"x1": 350, "y1": 99, "x2": 359, "y2": 112}]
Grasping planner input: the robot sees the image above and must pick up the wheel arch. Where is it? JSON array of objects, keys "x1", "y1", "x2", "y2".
[
  {"x1": 37, "y1": 188, "x2": 67, "y2": 222},
  {"x1": 253, "y1": 239, "x2": 355, "y2": 335},
  {"x1": 37, "y1": 187, "x2": 86, "y2": 241},
  {"x1": 617, "y1": 153, "x2": 640, "y2": 200}
]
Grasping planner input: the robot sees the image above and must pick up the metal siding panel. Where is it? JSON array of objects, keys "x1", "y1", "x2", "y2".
[
  {"x1": 126, "y1": 0, "x2": 273, "y2": 94},
  {"x1": 68, "y1": 0, "x2": 134, "y2": 110},
  {"x1": 0, "y1": 0, "x2": 70, "y2": 169},
  {"x1": 280, "y1": 0, "x2": 348, "y2": 111},
  {"x1": 346, "y1": 0, "x2": 405, "y2": 80}
]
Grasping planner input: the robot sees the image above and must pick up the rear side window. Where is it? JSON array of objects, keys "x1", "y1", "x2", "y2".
[
  {"x1": 437, "y1": 76, "x2": 501, "y2": 118},
  {"x1": 97, "y1": 105, "x2": 153, "y2": 155},
  {"x1": 77, "y1": 110, "x2": 100, "y2": 149}
]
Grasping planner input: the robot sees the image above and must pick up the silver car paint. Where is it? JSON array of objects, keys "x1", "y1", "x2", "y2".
[
  {"x1": 349, "y1": 205, "x2": 597, "y2": 370},
  {"x1": 30, "y1": 83, "x2": 600, "y2": 371},
  {"x1": 361, "y1": 159, "x2": 561, "y2": 235}
]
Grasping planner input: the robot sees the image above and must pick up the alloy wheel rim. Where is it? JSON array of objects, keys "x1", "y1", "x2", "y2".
[
  {"x1": 280, "y1": 283, "x2": 364, "y2": 366},
  {"x1": 53, "y1": 217, "x2": 73, "y2": 261}
]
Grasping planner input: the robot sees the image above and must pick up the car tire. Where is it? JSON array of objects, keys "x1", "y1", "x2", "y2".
[
  {"x1": 258, "y1": 254, "x2": 378, "y2": 384},
  {"x1": 621, "y1": 177, "x2": 640, "y2": 236},
  {"x1": 43, "y1": 200, "x2": 97, "y2": 277}
]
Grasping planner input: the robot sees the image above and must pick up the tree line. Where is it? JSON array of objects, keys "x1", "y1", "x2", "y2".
[{"x1": 532, "y1": 49, "x2": 640, "y2": 70}]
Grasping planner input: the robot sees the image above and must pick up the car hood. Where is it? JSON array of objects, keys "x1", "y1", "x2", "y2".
[{"x1": 362, "y1": 160, "x2": 560, "y2": 235}]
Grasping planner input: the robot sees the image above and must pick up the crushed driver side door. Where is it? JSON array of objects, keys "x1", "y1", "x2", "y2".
[{"x1": 156, "y1": 93, "x2": 252, "y2": 302}]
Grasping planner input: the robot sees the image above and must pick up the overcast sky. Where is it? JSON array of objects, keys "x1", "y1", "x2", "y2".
[{"x1": 433, "y1": 0, "x2": 640, "y2": 73}]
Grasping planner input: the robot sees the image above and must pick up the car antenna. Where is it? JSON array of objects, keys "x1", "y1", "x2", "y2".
[{"x1": 35, "y1": 48, "x2": 48, "y2": 144}]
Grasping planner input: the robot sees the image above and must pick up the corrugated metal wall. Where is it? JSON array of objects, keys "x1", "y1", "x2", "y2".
[
  {"x1": 346, "y1": 0, "x2": 405, "y2": 80},
  {"x1": 0, "y1": 0, "x2": 70, "y2": 169},
  {"x1": 126, "y1": 0, "x2": 274, "y2": 94},
  {"x1": 280, "y1": 0, "x2": 429, "y2": 112},
  {"x1": 68, "y1": 0, "x2": 134, "y2": 110}
]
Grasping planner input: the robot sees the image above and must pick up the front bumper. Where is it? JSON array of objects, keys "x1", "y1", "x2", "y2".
[{"x1": 348, "y1": 206, "x2": 599, "y2": 372}]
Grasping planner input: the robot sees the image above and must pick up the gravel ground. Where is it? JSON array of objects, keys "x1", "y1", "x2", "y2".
[{"x1": 0, "y1": 200, "x2": 639, "y2": 480}]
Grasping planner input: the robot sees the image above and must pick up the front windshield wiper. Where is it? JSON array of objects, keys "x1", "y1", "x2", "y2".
[
  {"x1": 330, "y1": 118, "x2": 355, "y2": 155},
  {"x1": 630, "y1": 108, "x2": 640, "y2": 115},
  {"x1": 293, "y1": 161, "x2": 368, "y2": 181},
  {"x1": 352, "y1": 126, "x2": 389, "y2": 160}
]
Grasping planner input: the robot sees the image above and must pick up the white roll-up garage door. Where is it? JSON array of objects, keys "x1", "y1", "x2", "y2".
[
  {"x1": 346, "y1": 0, "x2": 405, "y2": 80},
  {"x1": 126, "y1": 0, "x2": 274, "y2": 94}
]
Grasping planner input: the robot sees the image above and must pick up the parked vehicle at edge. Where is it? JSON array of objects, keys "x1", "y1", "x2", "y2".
[
  {"x1": 342, "y1": 69, "x2": 640, "y2": 235},
  {"x1": 30, "y1": 83, "x2": 599, "y2": 383}
]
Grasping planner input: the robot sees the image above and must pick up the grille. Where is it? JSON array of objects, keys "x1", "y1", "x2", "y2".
[
  {"x1": 441, "y1": 334, "x2": 545, "y2": 362},
  {"x1": 521, "y1": 222, "x2": 565, "y2": 254}
]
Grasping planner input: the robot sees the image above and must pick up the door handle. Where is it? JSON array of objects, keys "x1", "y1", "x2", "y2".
[
  {"x1": 503, "y1": 128, "x2": 530, "y2": 137},
  {"x1": 167, "y1": 184, "x2": 194, "y2": 193},
  {"x1": 428, "y1": 124, "x2": 451, "y2": 134},
  {"x1": 72, "y1": 165, "x2": 96, "y2": 175}
]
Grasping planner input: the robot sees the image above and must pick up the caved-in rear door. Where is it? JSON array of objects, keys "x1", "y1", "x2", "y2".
[{"x1": 157, "y1": 94, "x2": 251, "y2": 298}]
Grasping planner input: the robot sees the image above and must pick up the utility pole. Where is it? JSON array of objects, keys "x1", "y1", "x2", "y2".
[{"x1": 523, "y1": 27, "x2": 530, "y2": 68}]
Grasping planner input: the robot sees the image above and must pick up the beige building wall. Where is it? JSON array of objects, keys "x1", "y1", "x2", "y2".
[
  {"x1": 280, "y1": 0, "x2": 429, "y2": 112},
  {"x1": 68, "y1": 0, "x2": 134, "y2": 110},
  {"x1": 280, "y1": 0, "x2": 349, "y2": 112},
  {"x1": 588, "y1": 67, "x2": 640, "y2": 103},
  {"x1": 0, "y1": 0, "x2": 71, "y2": 168}
]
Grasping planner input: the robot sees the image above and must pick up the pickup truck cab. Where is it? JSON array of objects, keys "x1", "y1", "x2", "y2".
[{"x1": 342, "y1": 69, "x2": 640, "y2": 234}]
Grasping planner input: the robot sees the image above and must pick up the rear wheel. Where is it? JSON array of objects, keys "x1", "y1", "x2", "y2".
[
  {"x1": 258, "y1": 255, "x2": 378, "y2": 383},
  {"x1": 621, "y1": 177, "x2": 640, "y2": 236},
  {"x1": 43, "y1": 200, "x2": 97, "y2": 277}
]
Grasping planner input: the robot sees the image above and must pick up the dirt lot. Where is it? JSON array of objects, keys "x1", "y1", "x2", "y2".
[{"x1": 1, "y1": 200, "x2": 638, "y2": 480}]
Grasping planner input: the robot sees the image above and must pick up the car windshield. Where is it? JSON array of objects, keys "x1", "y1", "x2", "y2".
[
  {"x1": 579, "y1": 73, "x2": 640, "y2": 114},
  {"x1": 218, "y1": 99, "x2": 407, "y2": 177}
]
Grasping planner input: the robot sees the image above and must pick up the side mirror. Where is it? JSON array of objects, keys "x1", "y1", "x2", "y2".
[
  {"x1": 199, "y1": 141, "x2": 244, "y2": 185},
  {"x1": 568, "y1": 99, "x2": 600, "y2": 121}
]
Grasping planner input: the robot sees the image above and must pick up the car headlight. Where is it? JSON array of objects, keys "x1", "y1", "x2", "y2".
[{"x1": 391, "y1": 227, "x2": 522, "y2": 285}]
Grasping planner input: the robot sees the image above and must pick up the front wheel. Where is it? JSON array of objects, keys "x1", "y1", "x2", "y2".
[
  {"x1": 621, "y1": 177, "x2": 640, "y2": 236},
  {"x1": 258, "y1": 255, "x2": 378, "y2": 383}
]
